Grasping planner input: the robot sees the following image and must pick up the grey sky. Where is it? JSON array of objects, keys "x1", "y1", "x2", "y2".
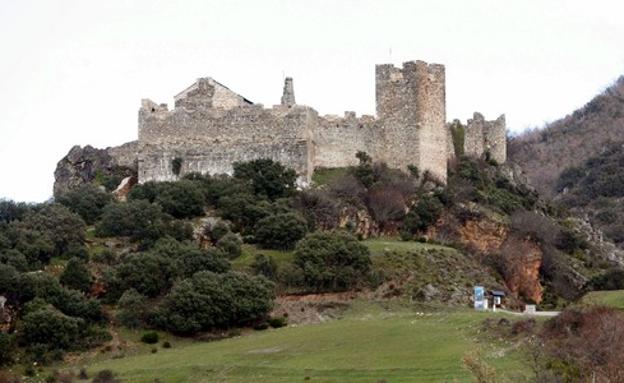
[{"x1": 1, "y1": 0, "x2": 623, "y2": 202}]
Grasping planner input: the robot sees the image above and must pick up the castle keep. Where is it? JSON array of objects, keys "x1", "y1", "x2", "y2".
[{"x1": 138, "y1": 60, "x2": 506, "y2": 185}]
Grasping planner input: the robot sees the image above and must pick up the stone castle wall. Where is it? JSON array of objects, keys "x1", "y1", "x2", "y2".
[
  {"x1": 137, "y1": 60, "x2": 506, "y2": 186},
  {"x1": 464, "y1": 112, "x2": 507, "y2": 163}
]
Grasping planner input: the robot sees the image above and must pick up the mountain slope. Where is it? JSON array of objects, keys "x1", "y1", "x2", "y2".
[{"x1": 509, "y1": 76, "x2": 624, "y2": 198}]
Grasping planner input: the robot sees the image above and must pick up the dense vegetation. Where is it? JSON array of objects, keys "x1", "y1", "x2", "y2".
[
  {"x1": 554, "y1": 144, "x2": 624, "y2": 247},
  {"x1": 0, "y1": 154, "x2": 621, "y2": 380}
]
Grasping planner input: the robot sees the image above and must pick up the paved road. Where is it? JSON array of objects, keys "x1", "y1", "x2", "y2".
[{"x1": 498, "y1": 309, "x2": 560, "y2": 317}]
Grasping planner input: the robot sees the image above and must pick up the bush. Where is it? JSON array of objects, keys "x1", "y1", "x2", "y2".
[
  {"x1": 0, "y1": 264, "x2": 20, "y2": 298},
  {"x1": 216, "y1": 232, "x2": 242, "y2": 258},
  {"x1": 95, "y1": 200, "x2": 163, "y2": 242},
  {"x1": 18, "y1": 273, "x2": 102, "y2": 321},
  {"x1": 293, "y1": 231, "x2": 371, "y2": 292},
  {"x1": 589, "y1": 268, "x2": 624, "y2": 290},
  {"x1": 267, "y1": 316, "x2": 287, "y2": 328},
  {"x1": 56, "y1": 184, "x2": 113, "y2": 224},
  {"x1": 140, "y1": 332, "x2": 159, "y2": 344},
  {"x1": 254, "y1": 213, "x2": 308, "y2": 250},
  {"x1": 91, "y1": 370, "x2": 120, "y2": 383},
  {"x1": 217, "y1": 193, "x2": 271, "y2": 232},
  {"x1": 60, "y1": 258, "x2": 92, "y2": 294},
  {"x1": 147, "y1": 237, "x2": 230, "y2": 278},
  {"x1": 19, "y1": 307, "x2": 83, "y2": 351},
  {"x1": 158, "y1": 271, "x2": 274, "y2": 334},
  {"x1": 251, "y1": 254, "x2": 278, "y2": 280},
  {"x1": 17, "y1": 203, "x2": 86, "y2": 258},
  {"x1": 353, "y1": 151, "x2": 375, "y2": 187},
  {"x1": 162, "y1": 341, "x2": 171, "y2": 349},
  {"x1": 0, "y1": 333, "x2": 15, "y2": 366},
  {"x1": 111, "y1": 252, "x2": 174, "y2": 298},
  {"x1": 232, "y1": 159, "x2": 296, "y2": 200},
  {"x1": 0, "y1": 249, "x2": 29, "y2": 272},
  {"x1": 116, "y1": 289, "x2": 148, "y2": 328},
  {"x1": 402, "y1": 195, "x2": 443, "y2": 236}
]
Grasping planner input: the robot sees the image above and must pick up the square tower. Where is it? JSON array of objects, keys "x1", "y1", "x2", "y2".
[{"x1": 375, "y1": 60, "x2": 447, "y2": 183}]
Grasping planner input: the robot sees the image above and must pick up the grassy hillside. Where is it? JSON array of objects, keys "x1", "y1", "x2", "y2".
[
  {"x1": 582, "y1": 290, "x2": 624, "y2": 310},
  {"x1": 67, "y1": 304, "x2": 525, "y2": 383}
]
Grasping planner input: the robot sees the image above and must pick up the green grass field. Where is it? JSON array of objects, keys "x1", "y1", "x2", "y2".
[
  {"x1": 581, "y1": 290, "x2": 624, "y2": 310},
  {"x1": 233, "y1": 238, "x2": 452, "y2": 270},
  {"x1": 67, "y1": 304, "x2": 525, "y2": 383}
]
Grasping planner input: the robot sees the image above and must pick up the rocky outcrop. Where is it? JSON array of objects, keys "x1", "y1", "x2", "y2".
[{"x1": 53, "y1": 141, "x2": 138, "y2": 196}]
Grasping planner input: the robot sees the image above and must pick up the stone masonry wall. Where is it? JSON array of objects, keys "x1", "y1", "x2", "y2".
[
  {"x1": 139, "y1": 99, "x2": 316, "y2": 184},
  {"x1": 314, "y1": 112, "x2": 379, "y2": 168},
  {"x1": 463, "y1": 112, "x2": 507, "y2": 163},
  {"x1": 136, "y1": 60, "x2": 505, "y2": 186}
]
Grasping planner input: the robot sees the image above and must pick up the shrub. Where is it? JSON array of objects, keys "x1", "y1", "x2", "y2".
[
  {"x1": 232, "y1": 159, "x2": 296, "y2": 200},
  {"x1": 158, "y1": 271, "x2": 275, "y2": 334},
  {"x1": 60, "y1": 258, "x2": 92, "y2": 294},
  {"x1": 116, "y1": 289, "x2": 148, "y2": 328},
  {"x1": 56, "y1": 184, "x2": 113, "y2": 224},
  {"x1": 147, "y1": 237, "x2": 230, "y2": 278},
  {"x1": 251, "y1": 254, "x2": 278, "y2": 280},
  {"x1": 0, "y1": 333, "x2": 15, "y2": 366},
  {"x1": 216, "y1": 232, "x2": 242, "y2": 258},
  {"x1": 140, "y1": 332, "x2": 159, "y2": 344},
  {"x1": 589, "y1": 268, "x2": 624, "y2": 290},
  {"x1": 366, "y1": 186, "x2": 407, "y2": 227},
  {"x1": 112, "y1": 252, "x2": 174, "y2": 298},
  {"x1": 0, "y1": 264, "x2": 20, "y2": 298},
  {"x1": 17, "y1": 203, "x2": 86, "y2": 258},
  {"x1": 295, "y1": 190, "x2": 340, "y2": 231},
  {"x1": 217, "y1": 193, "x2": 271, "y2": 232},
  {"x1": 91, "y1": 370, "x2": 120, "y2": 383},
  {"x1": 19, "y1": 307, "x2": 83, "y2": 351},
  {"x1": 254, "y1": 213, "x2": 308, "y2": 250},
  {"x1": 353, "y1": 151, "x2": 375, "y2": 187},
  {"x1": 162, "y1": 341, "x2": 171, "y2": 349},
  {"x1": 293, "y1": 231, "x2": 371, "y2": 292},
  {"x1": 267, "y1": 317, "x2": 287, "y2": 328},
  {"x1": 95, "y1": 200, "x2": 163, "y2": 242},
  {"x1": 402, "y1": 195, "x2": 443, "y2": 236},
  {"x1": 0, "y1": 249, "x2": 29, "y2": 272}
]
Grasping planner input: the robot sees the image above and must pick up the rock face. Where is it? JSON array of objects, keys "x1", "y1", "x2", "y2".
[{"x1": 53, "y1": 141, "x2": 138, "y2": 196}]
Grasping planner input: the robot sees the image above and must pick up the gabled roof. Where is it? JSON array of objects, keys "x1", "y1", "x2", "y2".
[{"x1": 174, "y1": 77, "x2": 253, "y2": 104}]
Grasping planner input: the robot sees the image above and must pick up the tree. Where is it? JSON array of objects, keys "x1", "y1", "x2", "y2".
[
  {"x1": 153, "y1": 181, "x2": 205, "y2": 219},
  {"x1": 60, "y1": 257, "x2": 92, "y2": 293},
  {"x1": 353, "y1": 151, "x2": 375, "y2": 187},
  {"x1": 116, "y1": 288, "x2": 148, "y2": 328},
  {"x1": 56, "y1": 184, "x2": 114, "y2": 224},
  {"x1": 402, "y1": 195, "x2": 443, "y2": 236},
  {"x1": 158, "y1": 271, "x2": 274, "y2": 334},
  {"x1": 112, "y1": 252, "x2": 175, "y2": 297},
  {"x1": 233, "y1": 159, "x2": 296, "y2": 200},
  {"x1": 19, "y1": 306, "x2": 83, "y2": 351},
  {"x1": 0, "y1": 332, "x2": 15, "y2": 366},
  {"x1": 216, "y1": 232, "x2": 242, "y2": 258},
  {"x1": 95, "y1": 200, "x2": 163, "y2": 242},
  {"x1": 254, "y1": 213, "x2": 308, "y2": 250},
  {"x1": 293, "y1": 231, "x2": 371, "y2": 292},
  {"x1": 251, "y1": 254, "x2": 278, "y2": 280},
  {"x1": 17, "y1": 203, "x2": 86, "y2": 257}
]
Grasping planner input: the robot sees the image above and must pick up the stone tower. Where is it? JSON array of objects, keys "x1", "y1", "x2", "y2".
[
  {"x1": 281, "y1": 77, "x2": 296, "y2": 107},
  {"x1": 375, "y1": 60, "x2": 447, "y2": 183}
]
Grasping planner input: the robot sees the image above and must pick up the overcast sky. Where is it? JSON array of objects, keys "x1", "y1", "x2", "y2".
[{"x1": 1, "y1": 0, "x2": 623, "y2": 202}]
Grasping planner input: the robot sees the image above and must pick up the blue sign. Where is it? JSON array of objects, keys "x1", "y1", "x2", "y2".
[{"x1": 474, "y1": 286, "x2": 486, "y2": 311}]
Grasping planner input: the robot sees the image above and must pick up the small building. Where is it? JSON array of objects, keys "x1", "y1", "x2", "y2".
[{"x1": 490, "y1": 290, "x2": 506, "y2": 312}]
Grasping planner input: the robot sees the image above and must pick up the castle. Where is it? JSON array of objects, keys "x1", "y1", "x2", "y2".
[{"x1": 137, "y1": 60, "x2": 506, "y2": 185}]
